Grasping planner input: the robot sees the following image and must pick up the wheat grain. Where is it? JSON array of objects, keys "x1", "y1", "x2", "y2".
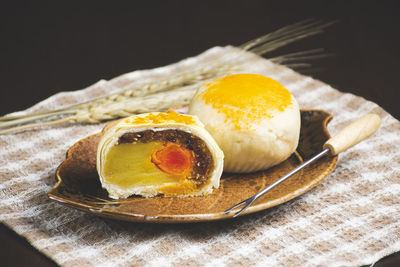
[{"x1": 75, "y1": 86, "x2": 197, "y2": 123}]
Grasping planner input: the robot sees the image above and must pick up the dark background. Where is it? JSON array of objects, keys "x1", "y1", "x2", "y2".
[{"x1": 1, "y1": 0, "x2": 399, "y2": 266}]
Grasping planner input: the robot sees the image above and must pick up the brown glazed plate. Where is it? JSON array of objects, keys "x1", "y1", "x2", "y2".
[{"x1": 48, "y1": 109, "x2": 338, "y2": 223}]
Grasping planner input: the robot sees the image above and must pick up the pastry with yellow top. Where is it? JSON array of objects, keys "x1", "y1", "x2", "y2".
[
  {"x1": 97, "y1": 111, "x2": 224, "y2": 199},
  {"x1": 188, "y1": 74, "x2": 300, "y2": 173}
]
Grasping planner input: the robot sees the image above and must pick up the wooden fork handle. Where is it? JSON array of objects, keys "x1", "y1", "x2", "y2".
[{"x1": 323, "y1": 113, "x2": 381, "y2": 155}]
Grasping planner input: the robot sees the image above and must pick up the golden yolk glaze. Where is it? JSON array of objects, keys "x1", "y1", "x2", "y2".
[
  {"x1": 198, "y1": 74, "x2": 293, "y2": 129},
  {"x1": 123, "y1": 110, "x2": 196, "y2": 126}
]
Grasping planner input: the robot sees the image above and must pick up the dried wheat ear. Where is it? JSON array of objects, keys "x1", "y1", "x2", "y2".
[{"x1": 0, "y1": 20, "x2": 334, "y2": 135}]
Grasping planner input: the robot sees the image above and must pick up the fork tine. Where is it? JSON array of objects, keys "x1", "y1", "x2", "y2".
[
  {"x1": 232, "y1": 198, "x2": 256, "y2": 218},
  {"x1": 224, "y1": 199, "x2": 248, "y2": 214}
]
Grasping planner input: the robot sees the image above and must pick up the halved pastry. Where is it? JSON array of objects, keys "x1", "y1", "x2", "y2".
[{"x1": 96, "y1": 111, "x2": 224, "y2": 199}]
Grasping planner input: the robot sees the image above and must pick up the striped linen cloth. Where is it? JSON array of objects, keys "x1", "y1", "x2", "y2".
[{"x1": 0, "y1": 47, "x2": 399, "y2": 266}]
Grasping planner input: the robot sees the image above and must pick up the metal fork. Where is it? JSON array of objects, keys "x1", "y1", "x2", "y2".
[
  {"x1": 224, "y1": 148, "x2": 330, "y2": 217},
  {"x1": 224, "y1": 114, "x2": 381, "y2": 218}
]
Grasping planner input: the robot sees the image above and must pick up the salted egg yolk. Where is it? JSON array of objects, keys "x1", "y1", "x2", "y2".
[{"x1": 151, "y1": 143, "x2": 194, "y2": 177}]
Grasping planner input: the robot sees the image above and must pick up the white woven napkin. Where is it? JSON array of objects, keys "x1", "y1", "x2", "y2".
[{"x1": 0, "y1": 46, "x2": 399, "y2": 267}]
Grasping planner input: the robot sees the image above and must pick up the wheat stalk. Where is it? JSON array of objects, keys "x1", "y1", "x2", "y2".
[
  {"x1": 0, "y1": 20, "x2": 334, "y2": 135},
  {"x1": 75, "y1": 86, "x2": 197, "y2": 123}
]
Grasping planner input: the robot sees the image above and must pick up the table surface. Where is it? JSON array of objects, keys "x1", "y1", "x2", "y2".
[{"x1": 1, "y1": 1, "x2": 399, "y2": 266}]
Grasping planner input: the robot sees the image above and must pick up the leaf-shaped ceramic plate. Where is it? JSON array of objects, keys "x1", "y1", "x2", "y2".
[{"x1": 48, "y1": 109, "x2": 337, "y2": 223}]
